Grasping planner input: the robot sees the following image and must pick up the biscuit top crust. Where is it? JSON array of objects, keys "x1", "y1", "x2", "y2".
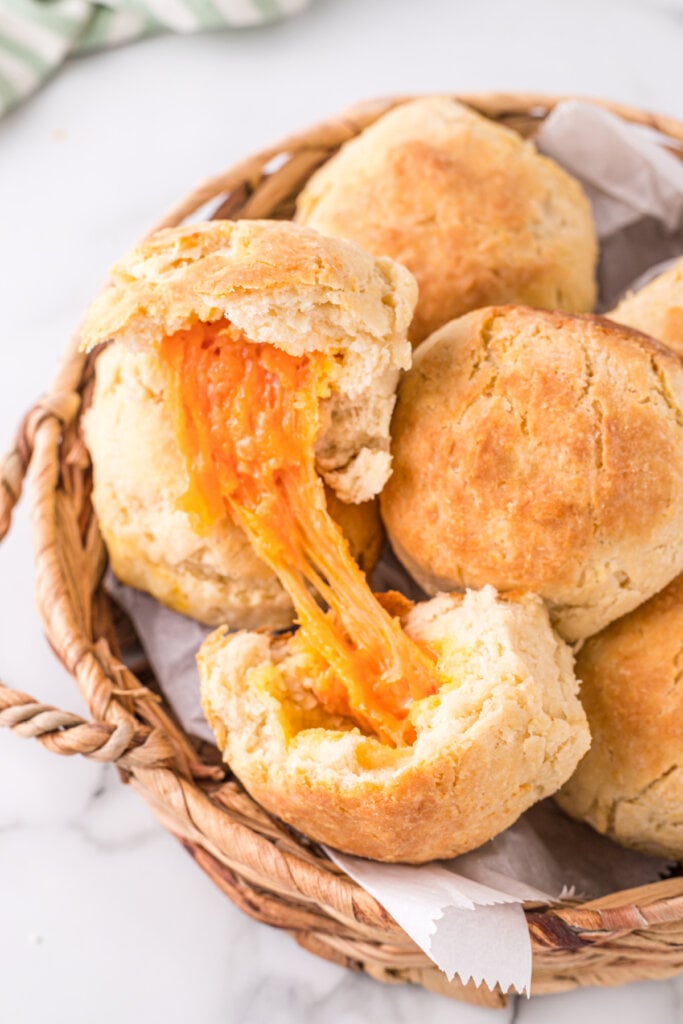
[
  {"x1": 81, "y1": 219, "x2": 418, "y2": 505},
  {"x1": 557, "y1": 571, "x2": 683, "y2": 858},
  {"x1": 80, "y1": 218, "x2": 417, "y2": 395},
  {"x1": 609, "y1": 256, "x2": 683, "y2": 358},
  {"x1": 383, "y1": 304, "x2": 683, "y2": 639},
  {"x1": 297, "y1": 97, "x2": 597, "y2": 342},
  {"x1": 573, "y1": 572, "x2": 683, "y2": 796}
]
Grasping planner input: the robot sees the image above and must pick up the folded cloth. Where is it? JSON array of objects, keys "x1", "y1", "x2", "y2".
[{"x1": 0, "y1": 0, "x2": 312, "y2": 119}]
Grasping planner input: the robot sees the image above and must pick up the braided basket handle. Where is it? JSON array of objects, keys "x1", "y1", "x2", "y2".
[
  {"x1": 0, "y1": 682, "x2": 140, "y2": 761},
  {"x1": 0, "y1": 680, "x2": 187, "y2": 771},
  {"x1": 0, "y1": 643, "x2": 218, "y2": 777},
  {"x1": 0, "y1": 361, "x2": 149, "y2": 767},
  {"x1": 0, "y1": 383, "x2": 221, "y2": 781},
  {"x1": 0, "y1": 369, "x2": 83, "y2": 543}
]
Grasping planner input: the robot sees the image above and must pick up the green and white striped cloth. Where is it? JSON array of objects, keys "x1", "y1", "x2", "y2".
[{"x1": 0, "y1": 0, "x2": 311, "y2": 119}]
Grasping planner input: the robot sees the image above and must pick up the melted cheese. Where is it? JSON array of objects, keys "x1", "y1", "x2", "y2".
[{"x1": 160, "y1": 321, "x2": 439, "y2": 744}]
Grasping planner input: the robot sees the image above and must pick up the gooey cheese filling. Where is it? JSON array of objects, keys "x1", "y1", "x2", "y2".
[{"x1": 160, "y1": 321, "x2": 439, "y2": 745}]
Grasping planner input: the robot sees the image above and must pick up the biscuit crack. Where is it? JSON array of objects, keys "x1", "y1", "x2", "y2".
[
  {"x1": 606, "y1": 763, "x2": 682, "y2": 836},
  {"x1": 650, "y1": 355, "x2": 683, "y2": 428},
  {"x1": 577, "y1": 341, "x2": 605, "y2": 531}
]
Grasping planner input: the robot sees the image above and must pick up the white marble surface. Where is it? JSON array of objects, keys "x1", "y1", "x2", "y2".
[{"x1": 1, "y1": 0, "x2": 683, "y2": 1020}]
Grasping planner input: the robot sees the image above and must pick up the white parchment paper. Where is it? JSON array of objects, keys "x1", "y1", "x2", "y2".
[
  {"x1": 537, "y1": 99, "x2": 683, "y2": 310},
  {"x1": 106, "y1": 100, "x2": 683, "y2": 994}
]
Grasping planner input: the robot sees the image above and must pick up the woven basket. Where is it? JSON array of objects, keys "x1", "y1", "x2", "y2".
[{"x1": 2, "y1": 92, "x2": 683, "y2": 1009}]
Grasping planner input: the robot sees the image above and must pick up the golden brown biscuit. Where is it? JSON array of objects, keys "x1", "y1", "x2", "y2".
[
  {"x1": 82, "y1": 219, "x2": 417, "y2": 505},
  {"x1": 85, "y1": 221, "x2": 589, "y2": 861},
  {"x1": 296, "y1": 97, "x2": 597, "y2": 344},
  {"x1": 200, "y1": 586, "x2": 589, "y2": 863},
  {"x1": 557, "y1": 574, "x2": 683, "y2": 860},
  {"x1": 609, "y1": 256, "x2": 683, "y2": 357},
  {"x1": 382, "y1": 305, "x2": 683, "y2": 641},
  {"x1": 84, "y1": 343, "x2": 383, "y2": 629}
]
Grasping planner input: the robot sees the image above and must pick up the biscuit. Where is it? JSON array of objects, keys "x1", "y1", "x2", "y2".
[
  {"x1": 82, "y1": 219, "x2": 418, "y2": 505},
  {"x1": 84, "y1": 344, "x2": 383, "y2": 628},
  {"x1": 382, "y1": 305, "x2": 683, "y2": 640},
  {"x1": 200, "y1": 586, "x2": 590, "y2": 863},
  {"x1": 609, "y1": 257, "x2": 683, "y2": 358},
  {"x1": 557, "y1": 574, "x2": 683, "y2": 860},
  {"x1": 296, "y1": 97, "x2": 597, "y2": 343}
]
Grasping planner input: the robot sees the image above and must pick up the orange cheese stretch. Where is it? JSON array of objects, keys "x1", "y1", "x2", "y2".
[{"x1": 160, "y1": 321, "x2": 439, "y2": 745}]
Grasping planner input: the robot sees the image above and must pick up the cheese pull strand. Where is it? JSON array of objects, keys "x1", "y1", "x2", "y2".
[{"x1": 160, "y1": 322, "x2": 439, "y2": 745}]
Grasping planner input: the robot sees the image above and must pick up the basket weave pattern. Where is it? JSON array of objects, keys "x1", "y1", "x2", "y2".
[{"x1": 2, "y1": 94, "x2": 683, "y2": 1008}]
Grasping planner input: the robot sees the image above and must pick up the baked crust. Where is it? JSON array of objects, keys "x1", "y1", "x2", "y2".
[
  {"x1": 81, "y1": 218, "x2": 415, "y2": 373},
  {"x1": 609, "y1": 256, "x2": 683, "y2": 357},
  {"x1": 81, "y1": 219, "x2": 418, "y2": 504},
  {"x1": 84, "y1": 344, "x2": 383, "y2": 628},
  {"x1": 199, "y1": 587, "x2": 589, "y2": 863},
  {"x1": 382, "y1": 305, "x2": 683, "y2": 640},
  {"x1": 557, "y1": 574, "x2": 683, "y2": 860},
  {"x1": 296, "y1": 96, "x2": 597, "y2": 343}
]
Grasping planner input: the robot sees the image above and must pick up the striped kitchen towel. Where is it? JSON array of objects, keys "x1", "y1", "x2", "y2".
[{"x1": 0, "y1": 0, "x2": 312, "y2": 119}]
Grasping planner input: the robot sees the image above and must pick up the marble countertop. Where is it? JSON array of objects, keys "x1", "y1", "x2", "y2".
[{"x1": 1, "y1": 0, "x2": 683, "y2": 1020}]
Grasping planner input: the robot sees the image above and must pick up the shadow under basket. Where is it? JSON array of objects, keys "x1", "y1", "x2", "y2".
[{"x1": 2, "y1": 92, "x2": 683, "y2": 1009}]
